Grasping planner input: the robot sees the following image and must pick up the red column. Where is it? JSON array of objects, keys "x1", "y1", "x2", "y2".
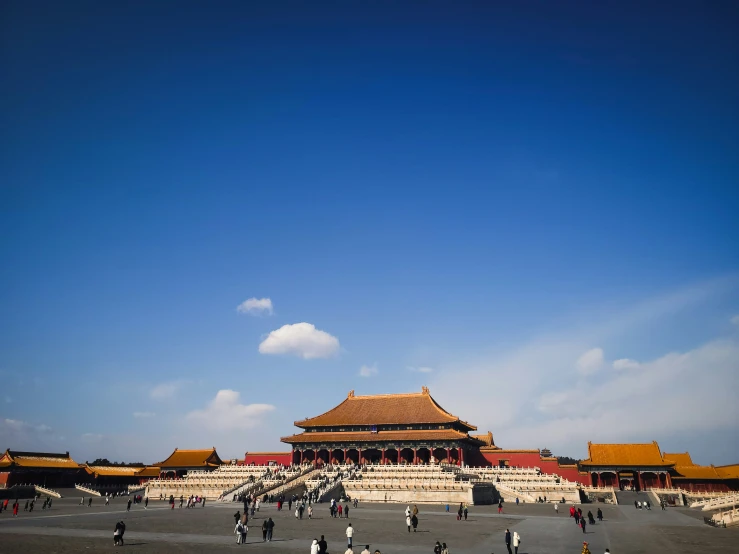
[
  {"x1": 299, "y1": 450, "x2": 304, "y2": 464},
  {"x1": 446, "y1": 448, "x2": 451, "y2": 464},
  {"x1": 665, "y1": 472, "x2": 672, "y2": 489},
  {"x1": 459, "y1": 448, "x2": 464, "y2": 467},
  {"x1": 637, "y1": 472, "x2": 643, "y2": 491},
  {"x1": 343, "y1": 449, "x2": 347, "y2": 464},
  {"x1": 381, "y1": 449, "x2": 386, "y2": 465},
  {"x1": 358, "y1": 448, "x2": 362, "y2": 465},
  {"x1": 413, "y1": 448, "x2": 418, "y2": 465}
]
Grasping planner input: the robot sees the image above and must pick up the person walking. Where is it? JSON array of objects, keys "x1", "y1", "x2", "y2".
[
  {"x1": 311, "y1": 538, "x2": 320, "y2": 554},
  {"x1": 406, "y1": 514, "x2": 412, "y2": 532},
  {"x1": 505, "y1": 529, "x2": 512, "y2": 554},
  {"x1": 29, "y1": 500, "x2": 34, "y2": 512},
  {"x1": 144, "y1": 496, "x2": 149, "y2": 509},
  {"x1": 581, "y1": 516, "x2": 587, "y2": 534},
  {"x1": 512, "y1": 531, "x2": 521, "y2": 554},
  {"x1": 127, "y1": 499, "x2": 132, "y2": 512},
  {"x1": 114, "y1": 522, "x2": 122, "y2": 546},
  {"x1": 346, "y1": 523, "x2": 354, "y2": 548},
  {"x1": 338, "y1": 504, "x2": 343, "y2": 518},
  {"x1": 597, "y1": 508, "x2": 603, "y2": 521},
  {"x1": 555, "y1": 502, "x2": 559, "y2": 514},
  {"x1": 344, "y1": 547, "x2": 354, "y2": 554},
  {"x1": 361, "y1": 546, "x2": 371, "y2": 554},
  {"x1": 105, "y1": 495, "x2": 110, "y2": 506},
  {"x1": 463, "y1": 505, "x2": 468, "y2": 520},
  {"x1": 88, "y1": 497, "x2": 92, "y2": 507},
  {"x1": 345, "y1": 503, "x2": 349, "y2": 518},
  {"x1": 265, "y1": 517, "x2": 274, "y2": 541},
  {"x1": 24, "y1": 499, "x2": 29, "y2": 511},
  {"x1": 261, "y1": 519, "x2": 268, "y2": 542},
  {"x1": 235, "y1": 521, "x2": 244, "y2": 544},
  {"x1": 308, "y1": 505, "x2": 313, "y2": 519},
  {"x1": 119, "y1": 521, "x2": 126, "y2": 545},
  {"x1": 457, "y1": 505, "x2": 463, "y2": 521},
  {"x1": 12, "y1": 500, "x2": 19, "y2": 517},
  {"x1": 411, "y1": 513, "x2": 419, "y2": 532},
  {"x1": 434, "y1": 541, "x2": 442, "y2": 554},
  {"x1": 581, "y1": 541, "x2": 591, "y2": 554},
  {"x1": 498, "y1": 500, "x2": 503, "y2": 514},
  {"x1": 318, "y1": 534, "x2": 328, "y2": 554},
  {"x1": 441, "y1": 543, "x2": 449, "y2": 554}
]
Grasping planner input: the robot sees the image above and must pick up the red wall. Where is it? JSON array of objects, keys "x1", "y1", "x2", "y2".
[
  {"x1": 0, "y1": 472, "x2": 9, "y2": 486},
  {"x1": 478, "y1": 451, "x2": 591, "y2": 485},
  {"x1": 244, "y1": 452, "x2": 292, "y2": 466}
]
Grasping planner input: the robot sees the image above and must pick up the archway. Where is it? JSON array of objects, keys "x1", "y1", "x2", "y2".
[
  {"x1": 416, "y1": 447, "x2": 431, "y2": 465},
  {"x1": 346, "y1": 449, "x2": 360, "y2": 465},
  {"x1": 331, "y1": 449, "x2": 345, "y2": 465},
  {"x1": 449, "y1": 448, "x2": 460, "y2": 466},
  {"x1": 384, "y1": 448, "x2": 398, "y2": 465},
  {"x1": 362, "y1": 448, "x2": 382, "y2": 464},
  {"x1": 432, "y1": 448, "x2": 448, "y2": 464},
  {"x1": 302, "y1": 450, "x2": 315, "y2": 463},
  {"x1": 399, "y1": 448, "x2": 414, "y2": 465}
]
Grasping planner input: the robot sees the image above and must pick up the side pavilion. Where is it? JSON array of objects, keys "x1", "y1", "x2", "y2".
[{"x1": 580, "y1": 442, "x2": 674, "y2": 490}]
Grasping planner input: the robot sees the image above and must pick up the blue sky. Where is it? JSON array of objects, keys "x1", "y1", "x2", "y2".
[{"x1": 1, "y1": 1, "x2": 738, "y2": 465}]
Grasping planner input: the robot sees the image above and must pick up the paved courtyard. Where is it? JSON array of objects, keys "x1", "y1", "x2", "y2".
[{"x1": 0, "y1": 496, "x2": 737, "y2": 553}]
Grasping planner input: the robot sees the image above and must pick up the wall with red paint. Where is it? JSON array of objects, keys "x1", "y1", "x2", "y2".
[
  {"x1": 478, "y1": 450, "x2": 590, "y2": 485},
  {"x1": 243, "y1": 452, "x2": 292, "y2": 466}
]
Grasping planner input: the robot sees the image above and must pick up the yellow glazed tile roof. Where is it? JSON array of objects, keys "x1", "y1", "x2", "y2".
[
  {"x1": 663, "y1": 452, "x2": 694, "y2": 466},
  {"x1": 715, "y1": 464, "x2": 739, "y2": 480},
  {"x1": 1, "y1": 449, "x2": 81, "y2": 469},
  {"x1": 156, "y1": 448, "x2": 223, "y2": 468},
  {"x1": 282, "y1": 429, "x2": 481, "y2": 445},
  {"x1": 580, "y1": 442, "x2": 671, "y2": 467},
  {"x1": 295, "y1": 388, "x2": 476, "y2": 430}
]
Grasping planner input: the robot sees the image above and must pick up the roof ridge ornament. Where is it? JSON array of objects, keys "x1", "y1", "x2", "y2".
[
  {"x1": 421, "y1": 386, "x2": 429, "y2": 395},
  {"x1": 348, "y1": 390, "x2": 355, "y2": 398}
]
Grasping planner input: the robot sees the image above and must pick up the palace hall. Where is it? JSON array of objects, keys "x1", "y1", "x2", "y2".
[{"x1": 280, "y1": 387, "x2": 484, "y2": 466}]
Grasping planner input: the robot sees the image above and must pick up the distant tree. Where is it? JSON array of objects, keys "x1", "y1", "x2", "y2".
[
  {"x1": 87, "y1": 458, "x2": 145, "y2": 467},
  {"x1": 556, "y1": 456, "x2": 580, "y2": 465}
]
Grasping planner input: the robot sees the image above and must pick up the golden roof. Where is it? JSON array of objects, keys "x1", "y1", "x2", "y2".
[
  {"x1": 672, "y1": 465, "x2": 721, "y2": 480},
  {"x1": 85, "y1": 466, "x2": 148, "y2": 477},
  {"x1": 135, "y1": 466, "x2": 162, "y2": 478},
  {"x1": 470, "y1": 432, "x2": 495, "y2": 447},
  {"x1": 715, "y1": 464, "x2": 739, "y2": 480},
  {"x1": 580, "y1": 442, "x2": 672, "y2": 467},
  {"x1": 295, "y1": 388, "x2": 476, "y2": 430},
  {"x1": 282, "y1": 429, "x2": 482, "y2": 445},
  {"x1": 663, "y1": 452, "x2": 694, "y2": 466},
  {"x1": 0, "y1": 449, "x2": 82, "y2": 469},
  {"x1": 156, "y1": 448, "x2": 223, "y2": 468}
]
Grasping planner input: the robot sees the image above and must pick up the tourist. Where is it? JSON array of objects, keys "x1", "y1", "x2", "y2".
[
  {"x1": 588, "y1": 511, "x2": 595, "y2": 525},
  {"x1": 411, "y1": 513, "x2": 419, "y2": 532},
  {"x1": 235, "y1": 521, "x2": 244, "y2": 544},
  {"x1": 308, "y1": 505, "x2": 313, "y2": 519},
  {"x1": 361, "y1": 546, "x2": 371, "y2": 554},
  {"x1": 344, "y1": 547, "x2": 354, "y2": 554},
  {"x1": 265, "y1": 517, "x2": 275, "y2": 541},
  {"x1": 88, "y1": 497, "x2": 92, "y2": 507},
  {"x1": 512, "y1": 530, "x2": 521, "y2": 554},
  {"x1": 24, "y1": 500, "x2": 29, "y2": 511},
  {"x1": 406, "y1": 505, "x2": 411, "y2": 518},
  {"x1": 463, "y1": 505, "x2": 468, "y2": 520},
  {"x1": 457, "y1": 505, "x2": 463, "y2": 520},
  {"x1": 127, "y1": 499, "x2": 132, "y2": 512},
  {"x1": 346, "y1": 522, "x2": 354, "y2": 547},
  {"x1": 505, "y1": 529, "x2": 512, "y2": 554},
  {"x1": 338, "y1": 504, "x2": 343, "y2": 518},
  {"x1": 434, "y1": 541, "x2": 442, "y2": 554},
  {"x1": 144, "y1": 496, "x2": 148, "y2": 509},
  {"x1": 29, "y1": 500, "x2": 34, "y2": 512},
  {"x1": 114, "y1": 522, "x2": 122, "y2": 546},
  {"x1": 118, "y1": 521, "x2": 126, "y2": 545},
  {"x1": 105, "y1": 495, "x2": 110, "y2": 506},
  {"x1": 12, "y1": 499, "x2": 19, "y2": 517},
  {"x1": 311, "y1": 538, "x2": 320, "y2": 554},
  {"x1": 80, "y1": 497, "x2": 84, "y2": 506},
  {"x1": 498, "y1": 500, "x2": 503, "y2": 514},
  {"x1": 570, "y1": 505, "x2": 576, "y2": 518},
  {"x1": 581, "y1": 516, "x2": 587, "y2": 533},
  {"x1": 597, "y1": 508, "x2": 603, "y2": 521},
  {"x1": 318, "y1": 534, "x2": 328, "y2": 554},
  {"x1": 516, "y1": 496, "x2": 519, "y2": 505},
  {"x1": 554, "y1": 503, "x2": 559, "y2": 514},
  {"x1": 413, "y1": 504, "x2": 419, "y2": 517},
  {"x1": 345, "y1": 503, "x2": 349, "y2": 518},
  {"x1": 574, "y1": 510, "x2": 580, "y2": 525},
  {"x1": 406, "y1": 513, "x2": 412, "y2": 532},
  {"x1": 261, "y1": 519, "x2": 268, "y2": 541},
  {"x1": 646, "y1": 500, "x2": 651, "y2": 510},
  {"x1": 441, "y1": 543, "x2": 449, "y2": 554},
  {"x1": 234, "y1": 510, "x2": 241, "y2": 525},
  {"x1": 581, "y1": 542, "x2": 591, "y2": 554}
]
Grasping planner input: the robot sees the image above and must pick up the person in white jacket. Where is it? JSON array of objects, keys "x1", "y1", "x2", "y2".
[
  {"x1": 512, "y1": 531, "x2": 521, "y2": 554},
  {"x1": 346, "y1": 523, "x2": 354, "y2": 548},
  {"x1": 310, "y1": 538, "x2": 319, "y2": 554}
]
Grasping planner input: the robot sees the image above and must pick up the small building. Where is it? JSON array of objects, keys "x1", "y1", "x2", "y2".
[
  {"x1": 663, "y1": 452, "x2": 739, "y2": 492},
  {"x1": 282, "y1": 387, "x2": 485, "y2": 465},
  {"x1": 155, "y1": 448, "x2": 223, "y2": 477},
  {"x1": 0, "y1": 450, "x2": 86, "y2": 488},
  {"x1": 580, "y1": 442, "x2": 675, "y2": 490},
  {"x1": 82, "y1": 465, "x2": 161, "y2": 490}
]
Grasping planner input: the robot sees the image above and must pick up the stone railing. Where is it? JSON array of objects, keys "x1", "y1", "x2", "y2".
[
  {"x1": 75, "y1": 484, "x2": 102, "y2": 497},
  {"x1": 693, "y1": 492, "x2": 739, "y2": 511},
  {"x1": 34, "y1": 485, "x2": 62, "y2": 498}
]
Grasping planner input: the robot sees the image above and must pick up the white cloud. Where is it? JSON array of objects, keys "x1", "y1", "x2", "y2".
[
  {"x1": 237, "y1": 297, "x2": 274, "y2": 316},
  {"x1": 731, "y1": 314, "x2": 739, "y2": 326},
  {"x1": 428, "y1": 278, "x2": 739, "y2": 460},
  {"x1": 613, "y1": 358, "x2": 641, "y2": 370},
  {"x1": 133, "y1": 411, "x2": 156, "y2": 419},
  {"x1": 186, "y1": 390, "x2": 275, "y2": 431},
  {"x1": 576, "y1": 347, "x2": 604, "y2": 375},
  {"x1": 2, "y1": 419, "x2": 52, "y2": 434},
  {"x1": 81, "y1": 433, "x2": 104, "y2": 442},
  {"x1": 408, "y1": 366, "x2": 434, "y2": 373},
  {"x1": 359, "y1": 364, "x2": 378, "y2": 377},
  {"x1": 258, "y1": 322, "x2": 340, "y2": 359},
  {"x1": 150, "y1": 381, "x2": 183, "y2": 400}
]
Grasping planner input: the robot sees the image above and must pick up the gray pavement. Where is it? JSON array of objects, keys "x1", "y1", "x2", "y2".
[{"x1": 0, "y1": 495, "x2": 737, "y2": 553}]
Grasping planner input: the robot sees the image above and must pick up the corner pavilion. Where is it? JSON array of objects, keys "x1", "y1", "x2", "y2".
[{"x1": 281, "y1": 387, "x2": 485, "y2": 466}]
